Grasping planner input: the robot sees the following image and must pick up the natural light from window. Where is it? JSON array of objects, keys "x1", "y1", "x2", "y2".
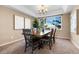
[{"x1": 45, "y1": 15, "x2": 62, "y2": 29}]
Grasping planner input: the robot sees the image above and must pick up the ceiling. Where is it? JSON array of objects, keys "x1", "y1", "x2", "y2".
[{"x1": 5, "y1": 5, "x2": 74, "y2": 17}]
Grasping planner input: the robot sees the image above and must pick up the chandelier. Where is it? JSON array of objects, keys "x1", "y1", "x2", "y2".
[{"x1": 38, "y1": 5, "x2": 48, "y2": 14}]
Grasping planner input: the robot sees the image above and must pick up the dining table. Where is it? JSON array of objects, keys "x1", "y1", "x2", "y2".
[{"x1": 31, "y1": 29, "x2": 51, "y2": 48}]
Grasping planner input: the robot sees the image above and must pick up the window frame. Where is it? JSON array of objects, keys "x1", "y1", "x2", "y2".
[{"x1": 45, "y1": 15, "x2": 62, "y2": 30}]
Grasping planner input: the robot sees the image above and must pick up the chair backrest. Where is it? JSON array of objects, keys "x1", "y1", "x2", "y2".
[
  {"x1": 53, "y1": 28, "x2": 56, "y2": 38},
  {"x1": 23, "y1": 29, "x2": 31, "y2": 34},
  {"x1": 50, "y1": 29, "x2": 54, "y2": 39},
  {"x1": 22, "y1": 29, "x2": 31, "y2": 42}
]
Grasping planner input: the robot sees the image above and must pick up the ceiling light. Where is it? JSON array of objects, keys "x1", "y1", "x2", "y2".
[{"x1": 38, "y1": 5, "x2": 48, "y2": 14}]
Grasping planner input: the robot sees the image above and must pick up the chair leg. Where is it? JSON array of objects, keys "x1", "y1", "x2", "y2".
[
  {"x1": 31, "y1": 44, "x2": 33, "y2": 54},
  {"x1": 31, "y1": 48, "x2": 33, "y2": 54},
  {"x1": 53, "y1": 37, "x2": 55, "y2": 44},
  {"x1": 49, "y1": 41, "x2": 52, "y2": 50},
  {"x1": 24, "y1": 43, "x2": 27, "y2": 52},
  {"x1": 24, "y1": 48, "x2": 26, "y2": 52},
  {"x1": 38, "y1": 41, "x2": 41, "y2": 49},
  {"x1": 40, "y1": 40, "x2": 44, "y2": 48},
  {"x1": 51, "y1": 40, "x2": 53, "y2": 46}
]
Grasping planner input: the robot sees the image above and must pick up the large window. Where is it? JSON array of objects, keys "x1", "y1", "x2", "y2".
[
  {"x1": 45, "y1": 15, "x2": 62, "y2": 29},
  {"x1": 14, "y1": 15, "x2": 31, "y2": 29}
]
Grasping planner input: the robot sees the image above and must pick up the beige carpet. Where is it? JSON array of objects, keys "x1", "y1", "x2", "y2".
[{"x1": 0, "y1": 39, "x2": 79, "y2": 54}]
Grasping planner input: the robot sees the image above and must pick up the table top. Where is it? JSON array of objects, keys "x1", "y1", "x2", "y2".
[
  {"x1": 40, "y1": 30, "x2": 51, "y2": 35},
  {"x1": 32, "y1": 30, "x2": 51, "y2": 36}
]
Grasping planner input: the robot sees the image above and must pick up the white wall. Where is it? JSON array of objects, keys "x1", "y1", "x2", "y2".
[
  {"x1": 70, "y1": 5, "x2": 79, "y2": 48},
  {"x1": 0, "y1": 6, "x2": 33, "y2": 46},
  {"x1": 70, "y1": 10, "x2": 77, "y2": 33},
  {"x1": 56, "y1": 13, "x2": 70, "y2": 39}
]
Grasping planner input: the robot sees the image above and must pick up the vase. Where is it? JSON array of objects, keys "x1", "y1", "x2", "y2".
[{"x1": 32, "y1": 28, "x2": 38, "y2": 35}]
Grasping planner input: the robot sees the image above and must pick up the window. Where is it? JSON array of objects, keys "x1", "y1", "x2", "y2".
[
  {"x1": 45, "y1": 15, "x2": 62, "y2": 29},
  {"x1": 14, "y1": 15, "x2": 24, "y2": 29},
  {"x1": 25, "y1": 18, "x2": 31, "y2": 29},
  {"x1": 14, "y1": 15, "x2": 31, "y2": 29}
]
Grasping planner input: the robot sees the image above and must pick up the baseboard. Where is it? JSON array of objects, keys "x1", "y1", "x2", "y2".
[
  {"x1": 0, "y1": 38, "x2": 23, "y2": 47},
  {"x1": 56, "y1": 37, "x2": 79, "y2": 49},
  {"x1": 0, "y1": 36, "x2": 70, "y2": 47},
  {"x1": 71, "y1": 39, "x2": 79, "y2": 49},
  {"x1": 56, "y1": 36, "x2": 70, "y2": 40}
]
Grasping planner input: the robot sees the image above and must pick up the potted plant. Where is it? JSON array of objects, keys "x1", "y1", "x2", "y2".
[
  {"x1": 32, "y1": 18, "x2": 39, "y2": 34},
  {"x1": 33, "y1": 18, "x2": 39, "y2": 28}
]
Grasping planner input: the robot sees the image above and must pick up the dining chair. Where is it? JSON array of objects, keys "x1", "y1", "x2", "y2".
[
  {"x1": 22, "y1": 29, "x2": 31, "y2": 52},
  {"x1": 52, "y1": 28, "x2": 56, "y2": 44},
  {"x1": 41, "y1": 29, "x2": 54, "y2": 50},
  {"x1": 22, "y1": 29, "x2": 40, "y2": 53}
]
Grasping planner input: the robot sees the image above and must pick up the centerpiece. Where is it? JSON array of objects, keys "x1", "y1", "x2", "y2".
[{"x1": 32, "y1": 18, "x2": 39, "y2": 35}]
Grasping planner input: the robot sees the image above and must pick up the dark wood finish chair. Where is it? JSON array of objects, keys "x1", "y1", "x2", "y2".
[
  {"x1": 22, "y1": 29, "x2": 40, "y2": 53},
  {"x1": 41, "y1": 29, "x2": 54, "y2": 50},
  {"x1": 53, "y1": 28, "x2": 56, "y2": 44},
  {"x1": 22, "y1": 29, "x2": 31, "y2": 52}
]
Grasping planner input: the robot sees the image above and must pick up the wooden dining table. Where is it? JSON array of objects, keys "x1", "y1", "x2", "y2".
[{"x1": 31, "y1": 30, "x2": 51, "y2": 48}]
